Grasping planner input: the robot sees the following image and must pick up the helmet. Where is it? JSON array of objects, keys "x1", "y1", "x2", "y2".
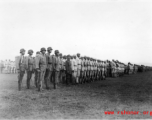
[
  {"x1": 55, "y1": 50, "x2": 59, "y2": 53},
  {"x1": 36, "y1": 51, "x2": 40, "y2": 54},
  {"x1": 20, "y1": 48, "x2": 25, "y2": 53},
  {"x1": 40, "y1": 47, "x2": 46, "y2": 52},
  {"x1": 47, "y1": 47, "x2": 53, "y2": 51},
  {"x1": 28, "y1": 49, "x2": 34, "y2": 54}
]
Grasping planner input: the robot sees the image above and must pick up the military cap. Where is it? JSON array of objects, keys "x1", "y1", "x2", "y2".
[
  {"x1": 47, "y1": 47, "x2": 53, "y2": 51},
  {"x1": 20, "y1": 48, "x2": 25, "y2": 53},
  {"x1": 40, "y1": 47, "x2": 46, "y2": 52},
  {"x1": 28, "y1": 49, "x2": 34, "y2": 54},
  {"x1": 55, "y1": 50, "x2": 59, "y2": 53}
]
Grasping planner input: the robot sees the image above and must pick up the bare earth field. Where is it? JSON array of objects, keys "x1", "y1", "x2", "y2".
[{"x1": 0, "y1": 72, "x2": 152, "y2": 119}]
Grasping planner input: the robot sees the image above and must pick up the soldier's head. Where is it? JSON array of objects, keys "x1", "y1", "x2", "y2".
[
  {"x1": 73, "y1": 55, "x2": 76, "y2": 59},
  {"x1": 28, "y1": 49, "x2": 34, "y2": 56},
  {"x1": 84, "y1": 56, "x2": 86, "y2": 60},
  {"x1": 36, "y1": 51, "x2": 40, "y2": 55},
  {"x1": 54, "y1": 50, "x2": 59, "y2": 56},
  {"x1": 59, "y1": 53, "x2": 63, "y2": 58},
  {"x1": 40, "y1": 47, "x2": 46, "y2": 54},
  {"x1": 77, "y1": 53, "x2": 80, "y2": 58},
  {"x1": 20, "y1": 48, "x2": 25, "y2": 55},
  {"x1": 71, "y1": 55, "x2": 73, "y2": 59},
  {"x1": 64, "y1": 55, "x2": 67, "y2": 59},
  {"x1": 67, "y1": 55, "x2": 70, "y2": 60},
  {"x1": 47, "y1": 47, "x2": 53, "y2": 53}
]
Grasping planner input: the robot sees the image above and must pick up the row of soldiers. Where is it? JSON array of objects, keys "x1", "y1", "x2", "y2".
[
  {"x1": 0, "y1": 60, "x2": 17, "y2": 74},
  {"x1": 16, "y1": 47, "x2": 152, "y2": 91}
]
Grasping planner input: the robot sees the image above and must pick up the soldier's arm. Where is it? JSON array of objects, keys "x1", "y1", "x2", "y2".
[{"x1": 35, "y1": 56, "x2": 40, "y2": 69}]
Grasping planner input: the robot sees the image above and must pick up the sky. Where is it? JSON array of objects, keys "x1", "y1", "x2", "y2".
[{"x1": 0, "y1": 0, "x2": 151, "y2": 66}]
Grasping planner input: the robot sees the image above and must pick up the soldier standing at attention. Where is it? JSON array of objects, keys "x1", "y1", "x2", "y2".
[
  {"x1": 80, "y1": 56, "x2": 84, "y2": 84},
  {"x1": 62, "y1": 55, "x2": 67, "y2": 84},
  {"x1": 34, "y1": 51, "x2": 40, "y2": 88},
  {"x1": 26, "y1": 49, "x2": 34, "y2": 89},
  {"x1": 35, "y1": 48, "x2": 47, "y2": 91},
  {"x1": 76, "y1": 53, "x2": 81, "y2": 84},
  {"x1": 65, "y1": 55, "x2": 72, "y2": 85},
  {"x1": 73, "y1": 55, "x2": 78, "y2": 84},
  {"x1": 59, "y1": 53, "x2": 64, "y2": 83},
  {"x1": 16, "y1": 49, "x2": 26, "y2": 91},
  {"x1": 52, "y1": 50, "x2": 60, "y2": 89},
  {"x1": 44, "y1": 47, "x2": 53, "y2": 90}
]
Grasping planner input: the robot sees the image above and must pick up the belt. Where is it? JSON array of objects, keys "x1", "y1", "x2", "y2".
[{"x1": 48, "y1": 63, "x2": 52, "y2": 64}]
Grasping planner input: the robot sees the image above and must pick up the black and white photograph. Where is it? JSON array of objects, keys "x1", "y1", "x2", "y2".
[{"x1": 0, "y1": 0, "x2": 152, "y2": 119}]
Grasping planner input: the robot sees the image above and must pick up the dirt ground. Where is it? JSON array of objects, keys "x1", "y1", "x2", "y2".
[{"x1": 0, "y1": 72, "x2": 152, "y2": 119}]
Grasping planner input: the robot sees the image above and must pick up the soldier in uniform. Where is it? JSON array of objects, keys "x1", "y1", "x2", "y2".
[
  {"x1": 35, "y1": 48, "x2": 47, "y2": 91},
  {"x1": 52, "y1": 50, "x2": 60, "y2": 89},
  {"x1": 34, "y1": 51, "x2": 40, "y2": 88},
  {"x1": 87, "y1": 57, "x2": 91, "y2": 82},
  {"x1": 73, "y1": 55, "x2": 78, "y2": 84},
  {"x1": 80, "y1": 56, "x2": 84, "y2": 84},
  {"x1": 76, "y1": 53, "x2": 81, "y2": 84},
  {"x1": 44, "y1": 47, "x2": 53, "y2": 90},
  {"x1": 16, "y1": 48, "x2": 26, "y2": 91},
  {"x1": 26, "y1": 49, "x2": 34, "y2": 89},
  {"x1": 62, "y1": 55, "x2": 67, "y2": 84},
  {"x1": 65, "y1": 55, "x2": 72, "y2": 85},
  {"x1": 59, "y1": 53, "x2": 64, "y2": 83}
]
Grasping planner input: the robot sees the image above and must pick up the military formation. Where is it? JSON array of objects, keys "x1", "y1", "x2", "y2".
[
  {"x1": 0, "y1": 60, "x2": 17, "y2": 74},
  {"x1": 15, "y1": 47, "x2": 152, "y2": 91}
]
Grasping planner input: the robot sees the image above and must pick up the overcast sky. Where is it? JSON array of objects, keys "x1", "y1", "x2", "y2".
[{"x1": 0, "y1": 0, "x2": 151, "y2": 65}]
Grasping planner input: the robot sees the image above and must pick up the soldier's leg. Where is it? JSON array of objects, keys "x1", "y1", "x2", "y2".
[
  {"x1": 26, "y1": 71, "x2": 29, "y2": 88},
  {"x1": 44, "y1": 69, "x2": 50, "y2": 89},
  {"x1": 28, "y1": 71, "x2": 32, "y2": 89},
  {"x1": 38, "y1": 71, "x2": 42, "y2": 91},
  {"x1": 35, "y1": 70, "x2": 38, "y2": 88},
  {"x1": 54, "y1": 71, "x2": 59, "y2": 89},
  {"x1": 18, "y1": 71, "x2": 24, "y2": 91}
]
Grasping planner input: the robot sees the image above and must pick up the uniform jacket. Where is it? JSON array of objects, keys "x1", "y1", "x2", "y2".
[
  {"x1": 35, "y1": 53, "x2": 47, "y2": 71},
  {"x1": 26, "y1": 56, "x2": 34, "y2": 71},
  {"x1": 16, "y1": 55, "x2": 27, "y2": 71},
  {"x1": 65, "y1": 60, "x2": 72, "y2": 74},
  {"x1": 76, "y1": 57, "x2": 81, "y2": 70},
  {"x1": 71, "y1": 59, "x2": 77, "y2": 71},
  {"x1": 46, "y1": 53, "x2": 53, "y2": 71},
  {"x1": 52, "y1": 55, "x2": 60, "y2": 72}
]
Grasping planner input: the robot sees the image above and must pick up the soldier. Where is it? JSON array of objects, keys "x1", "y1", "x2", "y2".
[
  {"x1": 72, "y1": 55, "x2": 78, "y2": 84},
  {"x1": 76, "y1": 53, "x2": 81, "y2": 84},
  {"x1": 35, "y1": 48, "x2": 47, "y2": 91},
  {"x1": 44, "y1": 47, "x2": 53, "y2": 90},
  {"x1": 104, "y1": 61, "x2": 107, "y2": 79},
  {"x1": 80, "y1": 56, "x2": 84, "y2": 84},
  {"x1": 87, "y1": 57, "x2": 91, "y2": 82},
  {"x1": 16, "y1": 48, "x2": 26, "y2": 91},
  {"x1": 26, "y1": 49, "x2": 34, "y2": 89},
  {"x1": 65, "y1": 55, "x2": 72, "y2": 85},
  {"x1": 83, "y1": 56, "x2": 87, "y2": 83},
  {"x1": 34, "y1": 51, "x2": 40, "y2": 88},
  {"x1": 52, "y1": 50, "x2": 60, "y2": 89},
  {"x1": 62, "y1": 55, "x2": 67, "y2": 84},
  {"x1": 59, "y1": 53, "x2": 64, "y2": 83}
]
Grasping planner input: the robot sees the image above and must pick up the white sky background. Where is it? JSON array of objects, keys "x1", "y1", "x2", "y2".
[{"x1": 0, "y1": 0, "x2": 151, "y2": 65}]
